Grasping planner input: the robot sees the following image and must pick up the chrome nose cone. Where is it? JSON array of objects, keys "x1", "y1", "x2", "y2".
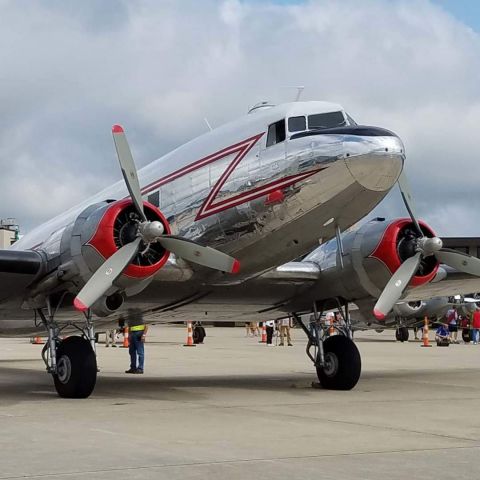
[{"x1": 344, "y1": 128, "x2": 404, "y2": 192}]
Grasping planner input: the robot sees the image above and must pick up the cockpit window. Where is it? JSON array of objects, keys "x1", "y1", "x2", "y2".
[
  {"x1": 288, "y1": 116, "x2": 306, "y2": 132},
  {"x1": 266, "y1": 119, "x2": 286, "y2": 147},
  {"x1": 346, "y1": 113, "x2": 357, "y2": 126},
  {"x1": 308, "y1": 111, "x2": 346, "y2": 130}
]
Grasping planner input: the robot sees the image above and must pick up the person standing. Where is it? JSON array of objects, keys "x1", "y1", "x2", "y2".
[
  {"x1": 105, "y1": 329, "x2": 117, "y2": 347},
  {"x1": 446, "y1": 306, "x2": 459, "y2": 343},
  {"x1": 125, "y1": 308, "x2": 148, "y2": 374},
  {"x1": 265, "y1": 320, "x2": 275, "y2": 346},
  {"x1": 279, "y1": 316, "x2": 293, "y2": 346},
  {"x1": 471, "y1": 307, "x2": 480, "y2": 345}
]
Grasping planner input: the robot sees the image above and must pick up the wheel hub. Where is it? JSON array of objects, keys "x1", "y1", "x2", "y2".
[
  {"x1": 57, "y1": 355, "x2": 72, "y2": 384},
  {"x1": 323, "y1": 352, "x2": 339, "y2": 377}
]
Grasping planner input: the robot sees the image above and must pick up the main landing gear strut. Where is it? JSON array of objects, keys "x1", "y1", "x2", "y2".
[
  {"x1": 36, "y1": 296, "x2": 97, "y2": 398},
  {"x1": 293, "y1": 299, "x2": 361, "y2": 390}
]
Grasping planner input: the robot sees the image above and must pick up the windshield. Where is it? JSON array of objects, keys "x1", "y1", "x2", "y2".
[
  {"x1": 346, "y1": 113, "x2": 357, "y2": 126},
  {"x1": 308, "y1": 111, "x2": 346, "y2": 130}
]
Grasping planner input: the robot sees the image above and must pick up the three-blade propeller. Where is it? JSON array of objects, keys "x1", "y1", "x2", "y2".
[
  {"x1": 74, "y1": 125, "x2": 239, "y2": 312},
  {"x1": 373, "y1": 170, "x2": 480, "y2": 319}
]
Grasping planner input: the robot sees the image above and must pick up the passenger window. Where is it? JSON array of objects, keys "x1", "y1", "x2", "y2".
[
  {"x1": 288, "y1": 116, "x2": 306, "y2": 132},
  {"x1": 266, "y1": 119, "x2": 286, "y2": 147}
]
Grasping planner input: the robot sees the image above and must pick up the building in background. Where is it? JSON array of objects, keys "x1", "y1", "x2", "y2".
[{"x1": 0, "y1": 218, "x2": 19, "y2": 248}]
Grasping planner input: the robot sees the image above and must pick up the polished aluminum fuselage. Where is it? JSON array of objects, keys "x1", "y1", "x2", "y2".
[{"x1": 3, "y1": 101, "x2": 404, "y2": 335}]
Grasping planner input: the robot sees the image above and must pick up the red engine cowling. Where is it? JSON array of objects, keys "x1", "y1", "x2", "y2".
[
  {"x1": 85, "y1": 198, "x2": 171, "y2": 278},
  {"x1": 368, "y1": 218, "x2": 439, "y2": 288}
]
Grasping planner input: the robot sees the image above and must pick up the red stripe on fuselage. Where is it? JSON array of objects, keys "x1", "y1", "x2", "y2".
[{"x1": 141, "y1": 133, "x2": 264, "y2": 195}]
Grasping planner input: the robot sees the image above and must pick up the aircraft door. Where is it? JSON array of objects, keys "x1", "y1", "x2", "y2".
[{"x1": 258, "y1": 119, "x2": 287, "y2": 179}]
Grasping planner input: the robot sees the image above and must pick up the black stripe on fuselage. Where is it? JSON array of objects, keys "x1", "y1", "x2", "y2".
[{"x1": 290, "y1": 125, "x2": 397, "y2": 140}]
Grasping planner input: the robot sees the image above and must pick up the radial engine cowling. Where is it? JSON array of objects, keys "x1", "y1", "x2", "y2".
[
  {"x1": 303, "y1": 218, "x2": 440, "y2": 303},
  {"x1": 58, "y1": 199, "x2": 171, "y2": 314}
]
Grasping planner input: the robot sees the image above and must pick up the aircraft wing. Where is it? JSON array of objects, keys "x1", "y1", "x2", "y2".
[
  {"x1": 0, "y1": 250, "x2": 45, "y2": 301},
  {"x1": 403, "y1": 266, "x2": 480, "y2": 301}
]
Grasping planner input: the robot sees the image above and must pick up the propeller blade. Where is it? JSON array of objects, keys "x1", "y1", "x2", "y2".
[
  {"x1": 397, "y1": 170, "x2": 423, "y2": 237},
  {"x1": 112, "y1": 125, "x2": 146, "y2": 222},
  {"x1": 73, "y1": 237, "x2": 142, "y2": 311},
  {"x1": 435, "y1": 248, "x2": 480, "y2": 277},
  {"x1": 373, "y1": 252, "x2": 422, "y2": 320},
  {"x1": 157, "y1": 235, "x2": 240, "y2": 273}
]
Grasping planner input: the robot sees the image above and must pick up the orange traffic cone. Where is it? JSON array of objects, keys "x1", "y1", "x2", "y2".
[
  {"x1": 421, "y1": 317, "x2": 431, "y2": 347},
  {"x1": 184, "y1": 321, "x2": 196, "y2": 347},
  {"x1": 122, "y1": 327, "x2": 129, "y2": 348},
  {"x1": 260, "y1": 323, "x2": 267, "y2": 343}
]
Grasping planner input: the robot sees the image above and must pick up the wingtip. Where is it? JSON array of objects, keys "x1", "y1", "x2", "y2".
[
  {"x1": 373, "y1": 309, "x2": 386, "y2": 321},
  {"x1": 112, "y1": 124, "x2": 124, "y2": 133},
  {"x1": 74, "y1": 298, "x2": 88, "y2": 312},
  {"x1": 231, "y1": 259, "x2": 241, "y2": 274}
]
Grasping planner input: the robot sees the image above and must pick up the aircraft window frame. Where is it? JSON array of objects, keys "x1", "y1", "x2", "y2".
[
  {"x1": 346, "y1": 113, "x2": 357, "y2": 126},
  {"x1": 266, "y1": 119, "x2": 286, "y2": 147},
  {"x1": 307, "y1": 111, "x2": 346, "y2": 130},
  {"x1": 288, "y1": 116, "x2": 306, "y2": 132}
]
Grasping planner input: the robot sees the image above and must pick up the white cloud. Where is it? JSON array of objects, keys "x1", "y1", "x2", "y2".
[{"x1": 0, "y1": 0, "x2": 479, "y2": 238}]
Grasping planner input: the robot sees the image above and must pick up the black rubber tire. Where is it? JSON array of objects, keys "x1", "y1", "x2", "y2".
[
  {"x1": 396, "y1": 327, "x2": 409, "y2": 342},
  {"x1": 193, "y1": 326, "x2": 206, "y2": 344},
  {"x1": 316, "y1": 336, "x2": 361, "y2": 390},
  {"x1": 53, "y1": 336, "x2": 97, "y2": 398},
  {"x1": 462, "y1": 329, "x2": 471, "y2": 343}
]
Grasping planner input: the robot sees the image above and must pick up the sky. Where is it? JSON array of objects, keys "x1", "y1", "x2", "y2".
[{"x1": 0, "y1": 0, "x2": 479, "y2": 238}]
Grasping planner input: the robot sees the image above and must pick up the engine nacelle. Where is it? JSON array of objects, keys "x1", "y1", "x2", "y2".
[
  {"x1": 42, "y1": 198, "x2": 172, "y2": 314},
  {"x1": 393, "y1": 301, "x2": 425, "y2": 317},
  {"x1": 303, "y1": 218, "x2": 440, "y2": 305}
]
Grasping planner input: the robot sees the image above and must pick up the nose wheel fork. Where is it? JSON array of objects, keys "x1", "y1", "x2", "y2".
[{"x1": 35, "y1": 296, "x2": 98, "y2": 398}]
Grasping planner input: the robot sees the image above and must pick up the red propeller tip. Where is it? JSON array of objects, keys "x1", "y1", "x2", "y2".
[
  {"x1": 231, "y1": 259, "x2": 241, "y2": 274},
  {"x1": 74, "y1": 298, "x2": 88, "y2": 312},
  {"x1": 112, "y1": 124, "x2": 124, "y2": 133},
  {"x1": 373, "y1": 309, "x2": 386, "y2": 321}
]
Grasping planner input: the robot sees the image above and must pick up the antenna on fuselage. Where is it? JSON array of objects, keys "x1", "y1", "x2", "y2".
[
  {"x1": 204, "y1": 117, "x2": 213, "y2": 131},
  {"x1": 282, "y1": 85, "x2": 305, "y2": 102}
]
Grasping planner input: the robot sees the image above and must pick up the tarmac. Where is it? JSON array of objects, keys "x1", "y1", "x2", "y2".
[{"x1": 0, "y1": 325, "x2": 479, "y2": 479}]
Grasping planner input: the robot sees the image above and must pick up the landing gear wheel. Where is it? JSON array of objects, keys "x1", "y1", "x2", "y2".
[
  {"x1": 53, "y1": 336, "x2": 97, "y2": 398},
  {"x1": 462, "y1": 328, "x2": 471, "y2": 343},
  {"x1": 193, "y1": 325, "x2": 206, "y2": 344},
  {"x1": 396, "y1": 327, "x2": 409, "y2": 342},
  {"x1": 316, "y1": 336, "x2": 361, "y2": 390}
]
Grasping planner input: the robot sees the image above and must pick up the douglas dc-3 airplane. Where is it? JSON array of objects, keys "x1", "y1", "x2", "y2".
[{"x1": 3, "y1": 100, "x2": 480, "y2": 398}]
